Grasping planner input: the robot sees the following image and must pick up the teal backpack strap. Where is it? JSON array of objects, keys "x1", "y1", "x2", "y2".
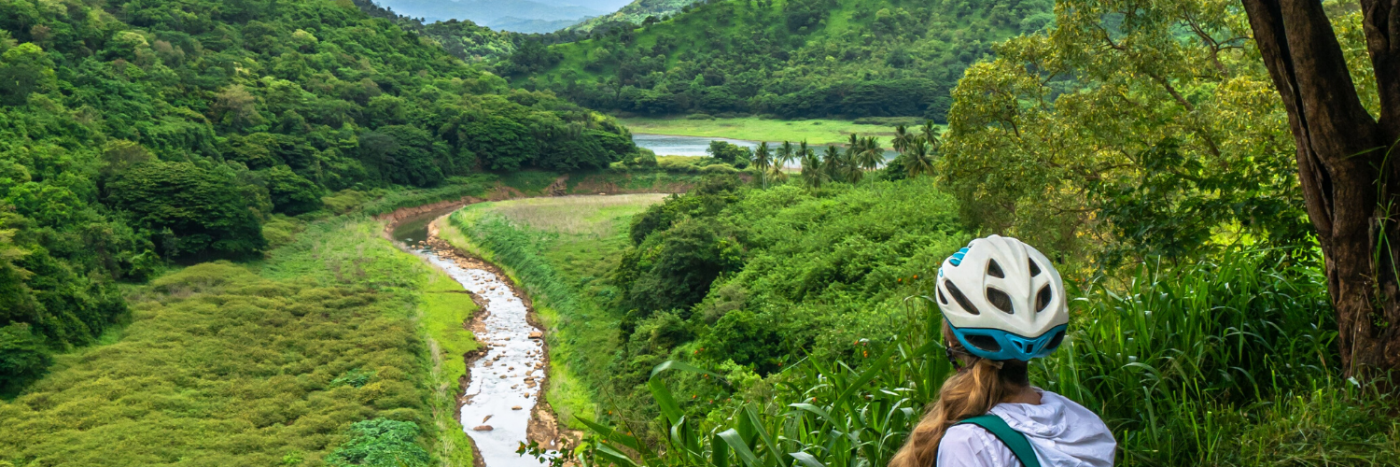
[{"x1": 953, "y1": 414, "x2": 1042, "y2": 467}]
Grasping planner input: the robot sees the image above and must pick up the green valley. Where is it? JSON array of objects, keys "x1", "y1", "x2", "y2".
[
  {"x1": 7, "y1": 0, "x2": 1400, "y2": 466},
  {"x1": 509, "y1": 0, "x2": 1052, "y2": 120}
]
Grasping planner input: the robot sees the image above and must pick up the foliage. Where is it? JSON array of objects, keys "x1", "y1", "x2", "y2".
[
  {"x1": 0, "y1": 0, "x2": 636, "y2": 387},
  {"x1": 0, "y1": 323, "x2": 48, "y2": 397},
  {"x1": 325, "y1": 419, "x2": 431, "y2": 467},
  {"x1": 108, "y1": 162, "x2": 268, "y2": 260},
  {"x1": 705, "y1": 140, "x2": 752, "y2": 168},
  {"x1": 517, "y1": 0, "x2": 1051, "y2": 120},
  {"x1": 564, "y1": 0, "x2": 702, "y2": 35},
  {"x1": 940, "y1": 0, "x2": 1312, "y2": 262}
]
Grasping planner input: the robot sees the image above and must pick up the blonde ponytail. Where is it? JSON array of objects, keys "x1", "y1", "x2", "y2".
[{"x1": 889, "y1": 325, "x2": 1029, "y2": 467}]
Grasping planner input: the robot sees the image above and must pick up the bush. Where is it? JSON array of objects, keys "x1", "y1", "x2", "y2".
[{"x1": 325, "y1": 419, "x2": 430, "y2": 467}]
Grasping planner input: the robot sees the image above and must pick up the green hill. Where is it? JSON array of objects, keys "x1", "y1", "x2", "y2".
[
  {"x1": 0, "y1": 0, "x2": 637, "y2": 392},
  {"x1": 509, "y1": 0, "x2": 1053, "y2": 120},
  {"x1": 564, "y1": 0, "x2": 701, "y2": 34}
]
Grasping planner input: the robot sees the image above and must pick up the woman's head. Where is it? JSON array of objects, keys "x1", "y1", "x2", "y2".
[{"x1": 888, "y1": 322, "x2": 1030, "y2": 467}]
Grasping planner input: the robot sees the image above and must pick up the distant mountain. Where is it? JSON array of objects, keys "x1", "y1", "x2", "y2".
[
  {"x1": 369, "y1": 0, "x2": 609, "y2": 29},
  {"x1": 489, "y1": 16, "x2": 593, "y2": 34},
  {"x1": 565, "y1": 0, "x2": 700, "y2": 34}
]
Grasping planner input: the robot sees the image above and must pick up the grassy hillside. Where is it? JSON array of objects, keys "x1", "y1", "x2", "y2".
[
  {"x1": 510, "y1": 0, "x2": 1051, "y2": 120},
  {"x1": 564, "y1": 0, "x2": 701, "y2": 34}
]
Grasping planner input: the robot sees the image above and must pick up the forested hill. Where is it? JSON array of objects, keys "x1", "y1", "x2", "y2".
[
  {"x1": 507, "y1": 0, "x2": 1053, "y2": 120},
  {"x1": 563, "y1": 0, "x2": 701, "y2": 34},
  {"x1": 0, "y1": 0, "x2": 637, "y2": 391}
]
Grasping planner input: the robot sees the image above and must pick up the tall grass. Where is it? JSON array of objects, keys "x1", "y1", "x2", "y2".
[
  {"x1": 572, "y1": 250, "x2": 1400, "y2": 467},
  {"x1": 486, "y1": 194, "x2": 670, "y2": 237}
]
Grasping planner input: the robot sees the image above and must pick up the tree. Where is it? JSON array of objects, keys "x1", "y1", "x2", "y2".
[
  {"x1": 905, "y1": 138, "x2": 934, "y2": 178},
  {"x1": 800, "y1": 144, "x2": 823, "y2": 188},
  {"x1": 706, "y1": 140, "x2": 753, "y2": 167},
  {"x1": 822, "y1": 145, "x2": 844, "y2": 183},
  {"x1": 107, "y1": 162, "x2": 267, "y2": 261},
  {"x1": 856, "y1": 136, "x2": 884, "y2": 173},
  {"x1": 753, "y1": 141, "x2": 772, "y2": 187},
  {"x1": 0, "y1": 43, "x2": 55, "y2": 106},
  {"x1": 772, "y1": 140, "x2": 795, "y2": 178},
  {"x1": 892, "y1": 124, "x2": 914, "y2": 154},
  {"x1": 1241, "y1": 0, "x2": 1400, "y2": 378},
  {"x1": 941, "y1": 0, "x2": 1305, "y2": 258},
  {"x1": 260, "y1": 166, "x2": 324, "y2": 215}
]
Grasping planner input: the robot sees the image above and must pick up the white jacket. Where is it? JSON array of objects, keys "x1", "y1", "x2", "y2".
[{"x1": 936, "y1": 389, "x2": 1116, "y2": 467}]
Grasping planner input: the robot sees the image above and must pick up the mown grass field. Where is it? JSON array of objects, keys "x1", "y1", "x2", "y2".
[
  {"x1": 439, "y1": 194, "x2": 667, "y2": 428},
  {"x1": 620, "y1": 117, "x2": 913, "y2": 146},
  {"x1": 0, "y1": 187, "x2": 490, "y2": 466}
]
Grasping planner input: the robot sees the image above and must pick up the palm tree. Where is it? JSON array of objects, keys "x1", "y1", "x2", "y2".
[
  {"x1": 856, "y1": 136, "x2": 883, "y2": 173},
  {"x1": 920, "y1": 120, "x2": 941, "y2": 150},
  {"x1": 905, "y1": 137, "x2": 935, "y2": 178},
  {"x1": 801, "y1": 145, "x2": 823, "y2": 187},
  {"x1": 753, "y1": 141, "x2": 772, "y2": 187},
  {"x1": 822, "y1": 145, "x2": 845, "y2": 183},
  {"x1": 776, "y1": 141, "x2": 795, "y2": 170},
  {"x1": 892, "y1": 124, "x2": 913, "y2": 154}
]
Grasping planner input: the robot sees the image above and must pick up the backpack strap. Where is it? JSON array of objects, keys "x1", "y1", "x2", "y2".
[{"x1": 952, "y1": 414, "x2": 1042, "y2": 467}]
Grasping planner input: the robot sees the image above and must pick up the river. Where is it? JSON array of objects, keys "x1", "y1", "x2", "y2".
[{"x1": 392, "y1": 208, "x2": 554, "y2": 467}]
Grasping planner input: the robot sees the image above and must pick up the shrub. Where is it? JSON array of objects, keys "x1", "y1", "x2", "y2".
[{"x1": 325, "y1": 419, "x2": 430, "y2": 467}]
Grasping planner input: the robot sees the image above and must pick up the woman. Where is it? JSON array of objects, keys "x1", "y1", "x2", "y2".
[{"x1": 891, "y1": 235, "x2": 1116, "y2": 467}]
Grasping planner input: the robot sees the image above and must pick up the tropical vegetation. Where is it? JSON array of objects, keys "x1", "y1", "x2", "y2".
[
  {"x1": 510, "y1": 0, "x2": 1054, "y2": 120},
  {"x1": 0, "y1": 0, "x2": 640, "y2": 391}
]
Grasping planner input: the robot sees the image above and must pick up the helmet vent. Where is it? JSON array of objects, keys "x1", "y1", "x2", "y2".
[
  {"x1": 937, "y1": 287, "x2": 948, "y2": 305},
  {"x1": 944, "y1": 282, "x2": 980, "y2": 315},
  {"x1": 1029, "y1": 259, "x2": 1042, "y2": 277},
  {"x1": 986, "y1": 287, "x2": 1013, "y2": 314},
  {"x1": 1036, "y1": 285, "x2": 1052, "y2": 312},
  {"x1": 986, "y1": 259, "x2": 1004, "y2": 278},
  {"x1": 965, "y1": 335, "x2": 1001, "y2": 352}
]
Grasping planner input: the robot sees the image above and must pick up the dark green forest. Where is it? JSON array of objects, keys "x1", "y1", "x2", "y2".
[
  {"x1": 509, "y1": 0, "x2": 1053, "y2": 120},
  {"x1": 0, "y1": 0, "x2": 638, "y2": 394}
]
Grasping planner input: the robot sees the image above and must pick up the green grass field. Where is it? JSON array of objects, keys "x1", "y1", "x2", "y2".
[
  {"x1": 0, "y1": 207, "x2": 486, "y2": 467},
  {"x1": 621, "y1": 117, "x2": 917, "y2": 146},
  {"x1": 441, "y1": 195, "x2": 666, "y2": 429}
]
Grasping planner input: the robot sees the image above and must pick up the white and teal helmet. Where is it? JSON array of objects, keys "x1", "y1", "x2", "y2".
[{"x1": 936, "y1": 235, "x2": 1068, "y2": 361}]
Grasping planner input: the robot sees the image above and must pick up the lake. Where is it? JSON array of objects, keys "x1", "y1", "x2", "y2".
[{"x1": 633, "y1": 133, "x2": 899, "y2": 168}]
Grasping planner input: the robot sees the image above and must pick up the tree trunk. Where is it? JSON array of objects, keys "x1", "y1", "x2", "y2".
[{"x1": 1240, "y1": 0, "x2": 1400, "y2": 379}]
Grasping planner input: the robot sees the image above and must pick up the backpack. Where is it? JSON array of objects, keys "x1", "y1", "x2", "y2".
[{"x1": 945, "y1": 414, "x2": 1042, "y2": 467}]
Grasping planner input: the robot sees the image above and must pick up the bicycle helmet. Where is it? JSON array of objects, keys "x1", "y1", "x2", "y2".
[{"x1": 936, "y1": 235, "x2": 1068, "y2": 361}]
